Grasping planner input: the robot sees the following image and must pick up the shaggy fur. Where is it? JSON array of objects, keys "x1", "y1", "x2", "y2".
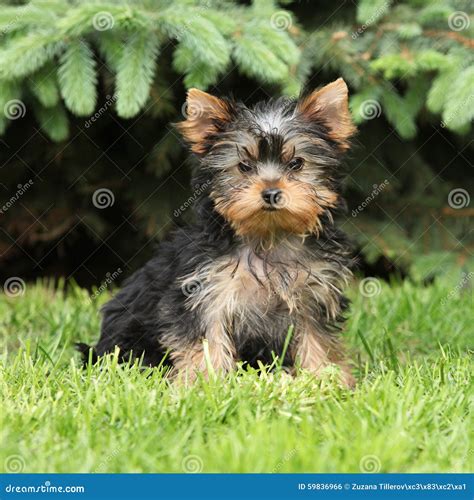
[{"x1": 78, "y1": 78, "x2": 357, "y2": 386}]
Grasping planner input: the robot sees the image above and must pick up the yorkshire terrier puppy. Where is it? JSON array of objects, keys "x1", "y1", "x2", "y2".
[{"x1": 79, "y1": 78, "x2": 357, "y2": 386}]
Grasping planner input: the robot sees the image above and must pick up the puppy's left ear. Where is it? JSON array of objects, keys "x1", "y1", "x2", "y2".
[
  {"x1": 297, "y1": 78, "x2": 356, "y2": 151},
  {"x1": 176, "y1": 89, "x2": 234, "y2": 154}
]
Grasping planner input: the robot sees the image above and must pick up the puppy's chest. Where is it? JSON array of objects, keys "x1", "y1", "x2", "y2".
[
  {"x1": 215, "y1": 253, "x2": 302, "y2": 312},
  {"x1": 181, "y1": 245, "x2": 345, "y2": 320}
]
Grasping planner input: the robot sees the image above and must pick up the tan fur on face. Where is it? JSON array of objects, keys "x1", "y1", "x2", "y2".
[
  {"x1": 297, "y1": 78, "x2": 356, "y2": 151},
  {"x1": 213, "y1": 178, "x2": 337, "y2": 238}
]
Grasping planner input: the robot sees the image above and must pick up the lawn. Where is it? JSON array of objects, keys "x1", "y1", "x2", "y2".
[{"x1": 0, "y1": 274, "x2": 472, "y2": 473}]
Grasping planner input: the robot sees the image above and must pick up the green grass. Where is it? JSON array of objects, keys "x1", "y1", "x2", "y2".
[{"x1": 0, "y1": 276, "x2": 472, "y2": 473}]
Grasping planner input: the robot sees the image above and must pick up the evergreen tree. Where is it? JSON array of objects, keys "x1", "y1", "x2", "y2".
[
  {"x1": 0, "y1": 0, "x2": 472, "y2": 284},
  {"x1": 292, "y1": 0, "x2": 473, "y2": 276}
]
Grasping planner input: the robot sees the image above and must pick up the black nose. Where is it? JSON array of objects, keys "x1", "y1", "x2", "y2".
[{"x1": 261, "y1": 188, "x2": 282, "y2": 206}]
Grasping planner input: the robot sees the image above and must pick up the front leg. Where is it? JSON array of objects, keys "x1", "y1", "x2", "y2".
[
  {"x1": 169, "y1": 317, "x2": 236, "y2": 382},
  {"x1": 293, "y1": 320, "x2": 355, "y2": 388}
]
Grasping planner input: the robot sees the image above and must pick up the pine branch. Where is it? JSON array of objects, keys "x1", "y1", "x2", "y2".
[
  {"x1": 58, "y1": 40, "x2": 97, "y2": 116},
  {"x1": 160, "y1": 7, "x2": 230, "y2": 70},
  {"x1": 233, "y1": 36, "x2": 289, "y2": 85},
  {"x1": 34, "y1": 101, "x2": 69, "y2": 142},
  {"x1": 28, "y1": 64, "x2": 60, "y2": 108},
  {"x1": 115, "y1": 32, "x2": 159, "y2": 119},
  {"x1": 0, "y1": 32, "x2": 60, "y2": 79},
  {"x1": 442, "y1": 66, "x2": 474, "y2": 131}
]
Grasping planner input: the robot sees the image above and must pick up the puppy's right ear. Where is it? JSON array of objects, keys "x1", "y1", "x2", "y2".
[
  {"x1": 176, "y1": 89, "x2": 234, "y2": 154},
  {"x1": 297, "y1": 78, "x2": 356, "y2": 151}
]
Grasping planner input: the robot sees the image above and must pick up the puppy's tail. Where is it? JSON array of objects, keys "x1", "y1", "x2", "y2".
[{"x1": 75, "y1": 342, "x2": 99, "y2": 365}]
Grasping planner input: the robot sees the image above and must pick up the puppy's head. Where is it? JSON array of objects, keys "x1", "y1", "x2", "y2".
[{"x1": 176, "y1": 79, "x2": 356, "y2": 239}]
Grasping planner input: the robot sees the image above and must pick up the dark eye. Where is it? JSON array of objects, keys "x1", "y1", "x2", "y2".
[
  {"x1": 238, "y1": 162, "x2": 253, "y2": 174},
  {"x1": 287, "y1": 157, "x2": 304, "y2": 171}
]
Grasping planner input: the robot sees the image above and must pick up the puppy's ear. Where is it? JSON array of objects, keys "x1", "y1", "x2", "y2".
[
  {"x1": 176, "y1": 89, "x2": 234, "y2": 154},
  {"x1": 297, "y1": 78, "x2": 356, "y2": 151}
]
